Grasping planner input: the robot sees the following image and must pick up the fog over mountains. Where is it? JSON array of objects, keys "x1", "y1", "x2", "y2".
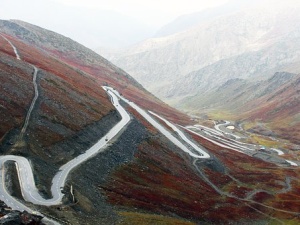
[
  {"x1": 0, "y1": 0, "x2": 156, "y2": 49},
  {"x1": 102, "y1": 0, "x2": 300, "y2": 109},
  {"x1": 154, "y1": 0, "x2": 262, "y2": 37}
]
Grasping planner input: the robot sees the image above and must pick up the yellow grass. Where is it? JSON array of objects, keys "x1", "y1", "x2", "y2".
[
  {"x1": 118, "y1": 211, "x2": 196, "y2": 225},
  {"x1": 207, "y1": 110, "x2": 236, "y2": 120},
  {"x1": 250, "y1": 134, "x2": 278, "y2": 147},
  {"x1": 270, "y1": 220, "x2": 300, "y2": 225},
  {"x1": 242, "y1": 121, "x2": 256, "y2": 130}
]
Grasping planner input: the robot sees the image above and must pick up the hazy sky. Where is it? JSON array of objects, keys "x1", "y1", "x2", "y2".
[
  {"x1": 0, "y1": 0, "x2": 231, "y2": 48},
  {"x1": 1, "y1": 0, "x2": 298, "y2": 49},
  {"x1": 53, "y1": 0, "x2": 230, "y2": 25},
  {"x1": 1, "y1": 0, "x2": 229, "y2": 26}
]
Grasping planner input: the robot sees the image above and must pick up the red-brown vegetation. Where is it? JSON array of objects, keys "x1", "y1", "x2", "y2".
[
  {"x1": 126, "y1": 107, "x2": 158, "y2": 135},
  {"x1": 185, "y1": 129, "x2": 300, "y2": 221},
  {"x1": 0, "y1": 35, "x2": 15, "y2": 57},
  {"x1": 46, "y1": 45, "x2": 190, "y2": 125},
  {"x1": 251, "y1": 191, "x2": 273, "y2": 203},
  {"x1": 0, "y1": 35, "x2": 117, "y2": 148},
  {"x1": 204, "y1": 168, "x2": 231, "y2": 187},
  {"x1": 1, "y1": 25, "x2": 300, "y2": 224},
  {"x1": 0, "y1": 52, "x2": 33, "y2": 140},
  {"x1": 3, "y1": 33, "x2": 190, "y2": 127},
  {"x1": 103, "y1": 137, "x2": 260, "y2": 222},
  {"x1": 102, "y1": 122, "x2": 279, "y2": 223},
  {"x1": 241, "y1": 75, "x2": 300, "y2": 144}
]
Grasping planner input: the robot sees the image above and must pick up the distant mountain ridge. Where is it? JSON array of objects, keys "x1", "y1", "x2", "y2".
[
  {"x1": 102, "y1": 2, "x2": 300, "y2": 145},
  {"x1": 106, "y1": 2, "x2": 300, "y2": 105},
  {"x1": 154, "y1": 0, "x2": 262, "y2": 37}
]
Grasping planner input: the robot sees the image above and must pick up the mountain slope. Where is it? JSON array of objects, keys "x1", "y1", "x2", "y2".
[
  {"x1": 241, "y1": 73, "x2": 300, "y2": 144},
  {"x1": 179, "y1": 71, "x2": 300, "y2": 144},
  {"x1": 1, "y1": 20, "x2": 300, "y2": 225},
  {"x1": 0, "y1": 20, "x2": 194, "y2": 224},
  {"x1": 0, "y1": 20, "x2": 188, "y2": 124}
]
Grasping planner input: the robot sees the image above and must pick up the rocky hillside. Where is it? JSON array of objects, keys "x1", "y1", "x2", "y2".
[
  {"x1": 179, "y1": 72, "x2": 297, "y2": 111},
  {"x1": 242, "y1": 73, "x2": 300, "y2": 144},
  {"x1": 0, "y1": 200, "x2": 44, "y2": 224},
  {"x1": 179, "y1": 71, "x2": 300, "y2": 144},
  {"x1": 0, "y1": 20, "x2": 187, "y2": 123},
  {"x1": 0, "y1": 20, "x2": 190, "y2": 224},
  {"x1": 105, "y1": 2, "x2": 300, "y2": 105},
  {"x1": 1, "y1": 20, "x2": 300, "y2": 225}
]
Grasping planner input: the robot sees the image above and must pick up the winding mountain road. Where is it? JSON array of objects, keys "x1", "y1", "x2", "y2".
[
  {"x1": 182, "y1": 126, "x2": 246, "y2": 154},
  {"x1": 104, "y1": 87, "x2": 210, "y2": 159},
  {"x1": 0, "y1": 84, "x2": 211, "y2": 224},
  {"x1": 1, "y1": 34, "x2": 297, "y2": 225},
  {"x1": 149, "y1": 111, "x2": 209, "y2": 158},
  {"x1": 0, "y1": 34, "x2": 132, "y2": 224},
  {"x1": 1, "y1": 34, "x2": 39, "y2": 143},
  {"x1": 1, "y1": 37, "x2": 210, "y2": 220},
  {"x1": 184, "y1": 123, "x2": 298, "y2": 166},
  {"x1": 0, "y1": 34, "x2": 62, "y2": 224},
  {"x1": 214, "y1": 120, "x2": 241, "y2": 139},
  {"x1": 0, "y1": 34, "x2": 21, "y2": 60},
  {"x1": 18, "y1": 66, "x2": 39, "y2": 141},
  {"x1": 0, "y1": 88, "x2": 130, "y2": 206}
]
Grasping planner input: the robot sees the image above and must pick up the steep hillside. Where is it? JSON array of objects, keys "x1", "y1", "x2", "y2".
[
  {"x1": 1, "y1": 20, "x2": 300, "y2": 225},
  {"x1": 0, "y1": 20, "x2": 188, "y2": 124},
  {"x1": 179, "y1": 71, "x2": 300, "y2": 144},
  {"x1": 179, "y1": 72, "x2": 297, "y2": 111},
  {"x1": 106, "y1": 3, "x2": 300, "y2": 104},
  {"x1": 241, "y1": 73, "x2": 300, "y2": 144},
  {"x1": 0, "y1": 20, "x2": 191, "y2": 224}
]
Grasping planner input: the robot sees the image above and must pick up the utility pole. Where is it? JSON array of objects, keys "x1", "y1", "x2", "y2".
[{"x1": 70, "y1": 185, "x2": 75, "y2": 203}]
